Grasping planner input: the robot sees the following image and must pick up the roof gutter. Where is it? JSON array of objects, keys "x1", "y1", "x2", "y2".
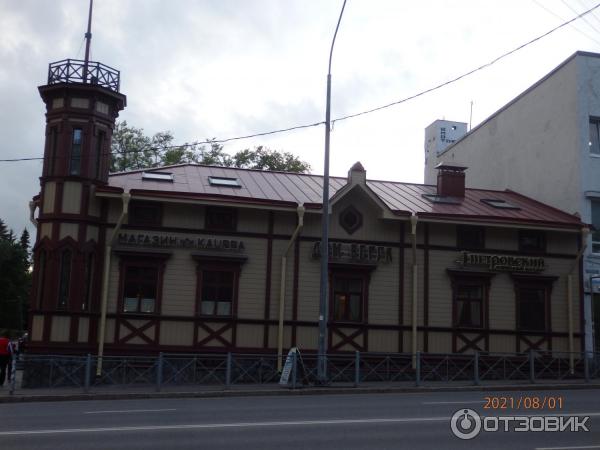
[
  {"x1": 413, "y1": 216, "x2": 582, "y2": 232},
  {"x1": 96, "y1": 192, "x2": 131, "y2": 377}
]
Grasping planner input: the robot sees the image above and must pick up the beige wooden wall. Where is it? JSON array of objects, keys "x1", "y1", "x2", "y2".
[{"x1": 96, "y1": 194, "x2": 583, "y2": 354}]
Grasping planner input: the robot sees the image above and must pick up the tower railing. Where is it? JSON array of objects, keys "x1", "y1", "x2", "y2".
[{"x1": 47, "y1": 59, "x2": 120, "y2": 92}]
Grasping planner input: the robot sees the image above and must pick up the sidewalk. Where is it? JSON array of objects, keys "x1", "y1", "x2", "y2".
[{"x1": 2, "y1": 371, "x2": 600, "y2": 403}]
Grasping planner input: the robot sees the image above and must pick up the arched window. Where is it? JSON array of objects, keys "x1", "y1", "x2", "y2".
[
  {"x1": 57, "y1": 249, "x2": 72, "y2": 309},
  {"x1": 82, "y1": 253, "x2": 94, "y2": 311},
  {"x1": 92, "y1": 130, "x2": 105, "y2": 179},
  {"x1": 69, "y1": 128, "x2": 83, "y2": 176},
  {"x1": 36, "y1": 250, "x2": 47, "y2": 309}
]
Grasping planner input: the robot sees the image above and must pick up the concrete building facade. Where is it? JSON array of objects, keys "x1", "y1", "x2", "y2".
[{"x1": 424, "y1": 51, "x2": 600, "y2": 353}]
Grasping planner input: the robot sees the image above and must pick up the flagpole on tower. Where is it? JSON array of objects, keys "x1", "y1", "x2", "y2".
[{"x1": 83, "y1": 0, "x2": 94, "y2": 82}]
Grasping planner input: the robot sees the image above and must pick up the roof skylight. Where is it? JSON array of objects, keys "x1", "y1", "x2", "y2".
[
  {"x1": 208, "y1": 176, "x2": 241, "y2": 188},
  {"x1": 422, "y1": 194, "x2": 462, "y2": 204},
  {"x1": 480, "y1": 198, "x2": 521, "y2": 210},
  {"x1": 142, "y1": 172, "x2": 174, "y2": 182}
]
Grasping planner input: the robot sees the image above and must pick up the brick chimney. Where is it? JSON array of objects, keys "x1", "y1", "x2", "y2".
[{"x1": 435, "y1": 163, "x2": 467, "y2": 197}]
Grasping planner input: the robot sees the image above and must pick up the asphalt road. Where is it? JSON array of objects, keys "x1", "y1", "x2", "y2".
[{"x1": 0, "y1": 389, "x2": 599, "y2": 450}]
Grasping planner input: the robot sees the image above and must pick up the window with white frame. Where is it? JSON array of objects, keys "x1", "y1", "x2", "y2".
[{"x1": 589, "y1": 118, "x2": 600, "y2": 155}]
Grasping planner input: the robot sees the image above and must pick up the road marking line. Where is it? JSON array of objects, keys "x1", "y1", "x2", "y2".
[
  {"x1": 423, "y1": 401, "x2": 484, "y2": 405},
  {"x1": 84, "y1": 409, "x2": 177, "y2": 414},
  {"x1": 0, "y1": 417, "x2": 450, "y2": 436},
  {"x1": 536, "y1": 446, "x2": 600, "y2": 450},
  {"x1": 3, "y1": 411, "x2": 599, "y2": 437}
]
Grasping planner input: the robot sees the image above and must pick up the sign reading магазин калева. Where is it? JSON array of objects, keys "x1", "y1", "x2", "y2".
[
  {"x1": 117, "y1": 232, "x2": 245, "y2": 252},
  {"x1": 459, "y1": 252, "x2": 545, "y2": 273}
]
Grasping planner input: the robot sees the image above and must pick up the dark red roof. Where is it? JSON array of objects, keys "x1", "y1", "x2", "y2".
[{"x1": 104, "y1": 164, "x2": 582, "y2": 228}]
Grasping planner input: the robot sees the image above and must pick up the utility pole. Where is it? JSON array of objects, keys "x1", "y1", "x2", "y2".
[{"x1": 317, "y1": 0, "x2": 347, "y2": 384}]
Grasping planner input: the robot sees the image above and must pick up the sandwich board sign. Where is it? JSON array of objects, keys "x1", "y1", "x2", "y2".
[{"x1": 279, "y1": 347, "x2": 298, "y2": 386}]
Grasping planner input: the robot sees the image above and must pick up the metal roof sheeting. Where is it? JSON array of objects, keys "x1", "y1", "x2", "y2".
[{"x1": 106, "y1": 164, "x2": 582, "y2": 227}]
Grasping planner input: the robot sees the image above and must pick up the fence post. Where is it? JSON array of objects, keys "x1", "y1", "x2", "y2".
[
  {"x1": 529, "y1": 349, "x2": 535, "y2": 384},
  {"x1": 291, "y1": 350, "x2": 298, "y2": 389},
  {"x1": 354, "y1": 351, "x2": 360, "y2": 387},
  {"x1": 584, "y1": 352, "x2": 590, "y2": 383},
  {"x1": 156, "y1": 352, "x2": 164, "y2": 392},
  {"x1": 415, "y1": 351, "x2": 421, "y2": 387},
  {"x1": 225, "y1": 352, "x2": 232, "y2": 388},
  {"x1": 9, "y1": 353, "x2": 17, "y2": 395},
  {"x1": 474, "y1": 351, "x2": 480, "y2": 386},
  {"x1": 84, "y1": 354, "x2": 91, "y2": 393}
]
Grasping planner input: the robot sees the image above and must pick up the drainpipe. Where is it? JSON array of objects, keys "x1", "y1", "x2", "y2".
[
  {"x1": 567, "y1": 226, "x2": 589, "y2": 374},
  {"x1": 410, "y1": 214, "x2": 419, "y2": 368},
  {"x1": 28, "y1": 200, "x2": 38, "y2": 227},
  {"x1": 277, "y1": 204, "x2": 305, "y2": 372},
  {"x1": 96, "y1": 192, "x2": 131, "y2": 377}
]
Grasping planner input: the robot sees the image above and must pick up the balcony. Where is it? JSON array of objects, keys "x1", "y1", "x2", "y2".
[{"x1": 47, "y1": 59, "x2": 120, "y2": 93}]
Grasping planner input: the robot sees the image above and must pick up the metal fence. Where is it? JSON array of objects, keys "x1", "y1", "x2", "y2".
[{"x1": 9, "y1": 350, "x2": 600, "y2": 395}]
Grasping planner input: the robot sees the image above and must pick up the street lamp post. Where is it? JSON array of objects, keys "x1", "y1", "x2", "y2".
[{"x1": 317, "y1": 0, "x2": 347, "y2": 384}]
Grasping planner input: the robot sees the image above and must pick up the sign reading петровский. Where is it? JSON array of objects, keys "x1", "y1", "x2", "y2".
[{"x1": 459, "y1": 252, "x2": 545, "y2": 273}]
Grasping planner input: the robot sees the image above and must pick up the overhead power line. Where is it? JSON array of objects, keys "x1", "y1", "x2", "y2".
[{"x1": 2, "y1": 1, "x2": 600, "y2": 164}]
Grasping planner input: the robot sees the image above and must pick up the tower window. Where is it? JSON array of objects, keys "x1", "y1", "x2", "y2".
[
  {"x1": 82, "y1": 253, "x2": 94, "y2": 311},
  {"x1": 94, "y1": 131, "x2": 105, "y2": 179},
  {"x1": 57, "y1": 250, "x2": 72, "y2": 309},
  {"x1": 47, "y1": 127, "x2": 58, "y2": 176},
  {"x1": 69, "y1": 128, "x2": 83, "y2": 176},
  {"x1": 36, "y1": 250, "x2": 47, "y2": 309}
]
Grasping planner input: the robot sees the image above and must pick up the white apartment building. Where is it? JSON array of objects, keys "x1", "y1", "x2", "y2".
[{"x1": 424, "y1": 50, "x2": 600, "y2": 354}]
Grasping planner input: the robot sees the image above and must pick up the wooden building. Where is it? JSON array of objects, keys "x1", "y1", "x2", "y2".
[{"x1": 28, "y1": 60, "x2": 588, "y2": 358}]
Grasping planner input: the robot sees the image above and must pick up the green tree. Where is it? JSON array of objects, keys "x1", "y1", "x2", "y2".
[
  {"x1": 20, "y1": 229, "x2": 30, "y2": 251},
  {"x1": 0, "y1": 219, "x2": 8, "y2": 241},
  {"x1": 0, "y1": 222, "x2": 30, "y2": 333},
  {"x1": 110, "y1": 122, "x2": 311, "y2": 173},
  {"x1": 232, "y1": 146, "x2": 310, "y2": 172}
]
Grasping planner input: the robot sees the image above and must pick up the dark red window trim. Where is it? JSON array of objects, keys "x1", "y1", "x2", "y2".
[
  {"x1": 205, "y1": 206, "x2": 237, "y2": 232},
  {"x1": 513, "y1": 274, "x2": 557, "y2": 333},
  {"x1": 328, "y1": 266, "x2": 372, "y2": 325},
  {"x1": 518, "y1": 229, "x2": 547, "y2": 254},
  {"x1": 456, "y1": 225, "x2": 485, "y2": 250},
  {"x1": 193, "y1": 255, "x2": 245, "y2": 318},
  {"x1": 129, "y1": 201, "x2": 163, "y2": 227},
  {"x1": 447, "y1": 269, "x2": 494, "y2": 331},
  {"x1": 116, "y1": 251, "x2": 170, "y2": 316}
]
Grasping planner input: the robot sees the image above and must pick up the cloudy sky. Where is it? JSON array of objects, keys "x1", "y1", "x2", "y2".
[{"x1": 1, "y1": 0, "x2": 600, "y2": 236}]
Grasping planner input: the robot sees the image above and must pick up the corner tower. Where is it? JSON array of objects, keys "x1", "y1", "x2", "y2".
[{"x1": 29, "y1": 3, "x2": 126, "y2": 352}]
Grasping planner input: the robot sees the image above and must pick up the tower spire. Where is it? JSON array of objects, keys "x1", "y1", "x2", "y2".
[{"x1": 83, "y1": 0, "x2": 93, "y2": 81}]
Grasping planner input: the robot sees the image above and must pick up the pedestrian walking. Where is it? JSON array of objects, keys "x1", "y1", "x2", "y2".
[{"x1": 0, "y1": 331, "x2": 12, "y2": 387}]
